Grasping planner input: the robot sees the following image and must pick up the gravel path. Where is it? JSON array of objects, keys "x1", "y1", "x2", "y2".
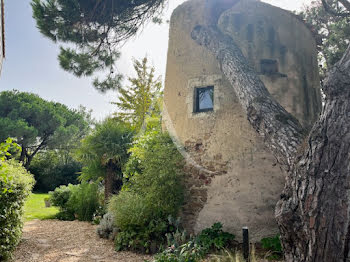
[{"x1": 11, "y1": 220, "x2": 152, "y2": 262}]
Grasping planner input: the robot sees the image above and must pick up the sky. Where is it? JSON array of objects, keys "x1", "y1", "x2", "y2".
[{"x1": 0, "y1": 0, "x2": 312, "y2": 120}]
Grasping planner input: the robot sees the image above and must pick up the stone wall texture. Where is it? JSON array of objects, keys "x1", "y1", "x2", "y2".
[{"x1": 163, "y1": 0, "x2": 322, "y2": 241}]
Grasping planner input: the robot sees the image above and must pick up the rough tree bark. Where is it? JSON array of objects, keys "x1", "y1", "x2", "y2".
[
  {"x1": 191, "y1": 24, "x2": 350, "y2": 261},
  {"x1": 104, "y1": 161, "x2": 123, "y2": 200}
]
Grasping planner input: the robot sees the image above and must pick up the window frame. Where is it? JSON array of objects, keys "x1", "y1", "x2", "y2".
[{"x1": 194, "y1": 86, "x2": 214, "y2": 113}]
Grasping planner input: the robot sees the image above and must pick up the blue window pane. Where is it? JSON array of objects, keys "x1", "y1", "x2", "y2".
[{"x1": 196, "y1": 86, "x2": 214, "y2": 112}]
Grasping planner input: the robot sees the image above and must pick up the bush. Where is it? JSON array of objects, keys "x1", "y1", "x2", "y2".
[
  {"x1": 114, "y1": 219, "x2": 168, "y2": 253},
  {"x1": 67, "y1": 182, "x2": 103, "y2": 221},
  {"x1": 153, "y1": 223, "x2": 235, "y2": 262},
  {"x1": 49, "y1": 184, "x2": 76, "y2": 209},
  {"x1": 195, "y1": 222, "x2": 235, "y2": 252},
  {"x1": 0, "y1": 157, "x2": 35, "y2": 261},
  {"x1": 97, "y1": 212, "x2": 116, "y2": 239},
  {"x1": 50, "y1": 182, "x2": 103, "y2": 221},
  {"x1": 108, "y1": 130, "x2": 185, "y2": 252}
]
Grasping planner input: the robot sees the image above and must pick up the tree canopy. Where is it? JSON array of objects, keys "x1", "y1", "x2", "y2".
[
  {"x1": 0, "y1": 90, "x2": 91, "y2": 168},
  {"x1": 31, "y1": 0, "x2": 167, "y2": 91},
  {"x1": 299, "y1": 0, "x2": 350, "y2": 78},
  {"x1": 113, "y1": 57, "x2": 162, "y2": 131}
]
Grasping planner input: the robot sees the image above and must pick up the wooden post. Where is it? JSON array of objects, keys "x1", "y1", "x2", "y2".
[{"x1": 242, "y1": 226, "x2": 249, "y2": 261}]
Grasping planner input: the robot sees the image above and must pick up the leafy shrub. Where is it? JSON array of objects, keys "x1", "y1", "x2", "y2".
[
  {"x1": 165, "y1": 216, "x2": 187, "y2": 249},
  {"x1": 108, "y1": 130, "x2": 185, "y2": 252},
  {"x1": 195, "y1": 222, "x2": 235, "y2": 252},
  {"x1": 261, "y1": 235, "x2": 283, "y2": 260},
  {"x1": 114, "y1": 219, "x2": 168, "y2": 253},
  {"x1": 67, "y1": 182, "x2": 103, "y2": 221},
  {"x1": 97, "y1": 212, "x2": 117, "y2": 239},
  {"x1": 153, "y1": 240, "x2": 206, "y2": 262},
  {"x1": 0, "y1": 139, "x2": 35, "y2": 261},
  {"x1": 49, "y1": 184, "x2": 76, "y2": 209},
  {"x1": 153, "y1": 223, "x2": 235, "y2": 262},
  {"x1": 50, "y1": 182, "x2": 103, "y2": 221}
]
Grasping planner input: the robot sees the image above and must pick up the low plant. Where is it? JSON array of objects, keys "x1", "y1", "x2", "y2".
[
  {"x1": 153, "y1": 223, "x2": 235, "y2": 262},
  {"x1": 97, "y1": 212, "x2": 117, "y2": 239},
  {"x1": 154, "y1": 240, "x2": 206, "y2": 262},
  {"x1": 0, "y1": 139, "x2": 35, "y2": 261},
  {"x1": 208, "y1": 246, "x2": 258, "y2": 262},
  {"x1": 67, "y1": 182, "x2": 103, "y2": 221},
  {"x1": 195, "y1": 222, "x2": 235, "y2": 252},
  {"x1": 261, "y1": 235, "x2": 283, "y2": 260},
  {"x1": 165, "y1": 216, "x2": 188, "y2": 248},
  {"x1": 114, "y1": 218, "x2": 168, "y2": 253},
  {"x1": 49, "y1": 184, "x2": 77, "y2": 220},
  {"x1": 50, "y1": 182, "x2": 104, "y2": 221}
]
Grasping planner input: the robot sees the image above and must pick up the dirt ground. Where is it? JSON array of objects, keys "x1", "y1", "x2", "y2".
[{"x1": 11, "y1": 220, "x2": 152, "y2": 262}]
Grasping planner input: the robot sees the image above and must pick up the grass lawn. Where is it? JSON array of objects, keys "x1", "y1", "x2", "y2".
[{"x1": 24, "y1": 193, "x2": 59, "y2": 221}]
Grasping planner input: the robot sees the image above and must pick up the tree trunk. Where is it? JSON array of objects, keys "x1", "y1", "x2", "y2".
[
  {"x1": 104, "y1": 162, "x2": 123, "y2": 200},
  {"x1": 191, "y1": 23, "x2": 350, "y2": 261},
  {"x1": 276, "y1": 45, "x2": 350, "y2": 262}
]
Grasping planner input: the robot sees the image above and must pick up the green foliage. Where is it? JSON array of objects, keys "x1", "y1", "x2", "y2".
[
  {"x1": 154, "y1": 240, "x2": 207, "y2": 262},
  {"x1": 76, "y1": 118, "x2": 132, "y2": 182},
  {"x1": 31, "y1": 0, "x2": 167, "y2": 91},
  {"x1": 299, "y1": 0, "x2": 350, "y2": 77},
  {"x1": 50, "y1": 182, "x2": 103, "y2": 221},
  {"x1": 153, "y1": 223, "x2": 234, "y2": 262},
  {"x1": 123, "y1": 130, "x2": 185, "y2": 220},
  {"x1": 165, "y1": 217, "x2": 188, "y2": 249},
  {"x1": 261, "y1": 235, "x2": 283, "y2": 260},
  {"x1": 0, "y1": 140, "x2": 35, "y2": 261},
  {"x1": 108, "y1": 130, "x2": 184, "y2": 252},
  {"x1": 195, "y1": 223, "x2": 235, "y2": 252},
  {"x1": 49, "y1": 184, "x2": 75, "y2": 209},
  {"x1": 0, "y1": 91, "x2": 90, "y2": 168},
  {"x1": 114, "y1": 219, "x2": 168, "y2": 253},
  {"x1": 67, "y1": 182, "x2": 103, "y2": 221},
  {"x1": 29, "y1": 150, "x2": 81, "y2": 192},
  {"x1": 113, "y1": 57, "x2": 162, "y2": 131}
]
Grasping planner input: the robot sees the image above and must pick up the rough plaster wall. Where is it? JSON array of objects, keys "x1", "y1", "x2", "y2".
[
  {"x1": 163, "y1": 0, "x2": 321, "y2": 241},
  {"x1": 218, "y1": 1, "x2": 322, "y2": 129}
]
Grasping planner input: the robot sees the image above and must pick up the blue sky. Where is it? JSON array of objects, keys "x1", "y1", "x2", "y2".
[{"x1": 0, "y1": 0, "x2": 310, "y2": 120}]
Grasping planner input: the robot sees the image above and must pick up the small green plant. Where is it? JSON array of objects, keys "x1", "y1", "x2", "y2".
[
  {"x1": 165, "y1": 216, "x2": 188, "y2": 248},
  {"x1": 261, "y1": 234, "x2": 283, "y2": 260},
  {"x1": 154, "y1": 240, "x2": 206, "y2": 262},
  {"x1": 196, "y1": 222, "x2": 235, "y2": 252}
]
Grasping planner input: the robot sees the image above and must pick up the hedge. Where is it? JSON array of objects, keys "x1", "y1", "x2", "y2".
[{"x1": 0, "y1": 159, "x2": 35, "y2": 260}]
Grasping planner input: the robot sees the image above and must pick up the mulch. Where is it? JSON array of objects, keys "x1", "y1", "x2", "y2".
[{"x1": 11, "y1": 220, "x2": 152, "y2": 262}]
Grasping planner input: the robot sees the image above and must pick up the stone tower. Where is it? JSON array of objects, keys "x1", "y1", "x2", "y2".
[{"x1": 163, "y1": 0, "x2": 322, "y2": 241}]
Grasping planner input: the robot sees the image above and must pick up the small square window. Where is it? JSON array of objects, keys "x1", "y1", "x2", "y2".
[
  {"x1": 260, "y1": 59, "x2": 278, "y2": 74},
  {"x1": 194, "y1": 86, "x2": 214, "y2": 113}
]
